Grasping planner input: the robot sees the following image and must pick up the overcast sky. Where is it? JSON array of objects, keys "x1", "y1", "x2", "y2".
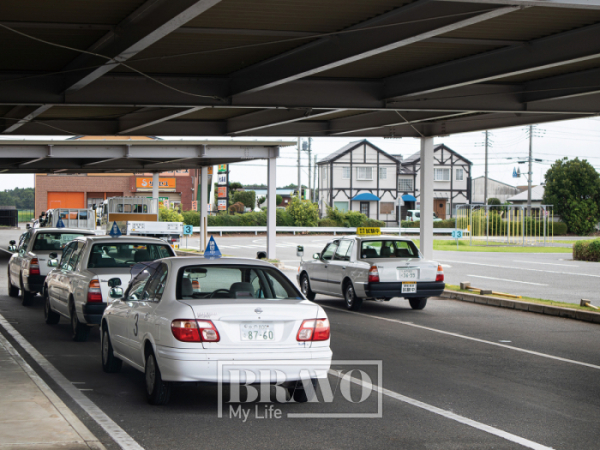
[{"x1": 1, "y1": 116, "x2": 599, "y2": 191}]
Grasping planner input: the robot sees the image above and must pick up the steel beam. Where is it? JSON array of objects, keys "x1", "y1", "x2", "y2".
[
  {"x1": 227, "y1": 108, "x2": 346, "y2": 135},
  {"x1": 118, "y1": 106, "x2": 205, "y2": 134},
  {"x1": 384, "y1": 22, "x2": 600, "y2": 99},
  {"x1": 2, "y1": 105, "x2": 52, "y2": 133},
  {"x1": 230, "y1": 1, "x2": 518, "y2": 96},
  {"x1": 436, "y1": 0, "x2": 600, "y2": 10}
]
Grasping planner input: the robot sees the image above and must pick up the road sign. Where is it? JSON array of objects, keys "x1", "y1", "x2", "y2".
[
  {"x1": 183, "y1": 225, "x2": 193, "y2": 235},
  {"x1": 451, "y1": 230, "x2": 463, "y2": 239},
  {"x1": 109, "y1": 221, "x2": 122, "y2": 237},
  {"x1": 191, "y1": 201, "x2": 197, "y2": 211},
  {"x1": 56, "y1": 217, "x2": 65, "y2": 228},
  {"x1": 204, "y1": 235, "x2": 222, "y2": 259}
]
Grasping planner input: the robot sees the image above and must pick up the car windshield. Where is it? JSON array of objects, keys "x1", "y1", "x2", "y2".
[
  {"x1": 88, "y1": 243, "x2": 173, "y2": 268},
  {"x1": 33, "y1": 232, "x2": 86, "y2": 251},
  {"x1": 177, "y1": 265, "x2": 302, "y2": 300},
  {"x1": 360, "y1": 240, "x2": 420, "y2": 258}
]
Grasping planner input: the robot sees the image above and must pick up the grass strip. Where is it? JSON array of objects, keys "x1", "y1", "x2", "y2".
[{"x1": 407, "y1": 239, "x2": 572, "y2": 253}]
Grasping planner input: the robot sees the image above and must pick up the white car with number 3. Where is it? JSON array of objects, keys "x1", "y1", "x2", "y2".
[
  {"x1": 298, "y1": 235, "x2": 445, "y2": 311},
  {"x1": 100, "y1": 257, "x2": 332, "y2": 405}
]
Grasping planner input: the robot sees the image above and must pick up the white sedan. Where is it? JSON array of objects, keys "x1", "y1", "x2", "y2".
[{"x1": 101, "y1": 257, "x2": 332, "y2": 405}]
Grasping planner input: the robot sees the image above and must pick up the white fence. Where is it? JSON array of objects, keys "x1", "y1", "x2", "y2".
[{"x1": 192, "y1": 226, "x2": 466, "y2": 236}]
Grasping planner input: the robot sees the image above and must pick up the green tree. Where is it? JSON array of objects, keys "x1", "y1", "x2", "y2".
[
  {"x1": 543, "y1": 157, "x2": 600, "y2": 235},
  {"x1": 276, "y1": 194, "x2": 283, "y2": 206},
  {"x1": 257, "y1": 196, "x2": 266, "y2": 207},
  {"x1": 159, "y1": 207, "x2": 184, "y2": 222},
  {"x1": 286, "y1": 197, "x2": 319, "y2": 226},
  {"x1": 233, "y1": 190, "x2": 256, "y2": 209}
]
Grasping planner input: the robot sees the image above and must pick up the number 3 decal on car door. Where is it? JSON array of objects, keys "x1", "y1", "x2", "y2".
[{"x1": 133, "y1": 313, "x2": 139, "y2": 337}]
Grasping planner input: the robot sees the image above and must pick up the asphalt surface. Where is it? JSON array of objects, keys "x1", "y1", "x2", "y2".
[{"x1": 1, "y1": 234, "x2": 599, "y2": 450}]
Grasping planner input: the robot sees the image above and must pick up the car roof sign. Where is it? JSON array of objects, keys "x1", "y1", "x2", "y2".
[
  {"x1": 109, "y1": 221, "x2": 122, "y2": 237},
  {"x1": 204, "y1": 235, "x2": 222, "y2": 260},
  {"x1": 56, "y1": 217, "x2": 65, "y2": 228}
]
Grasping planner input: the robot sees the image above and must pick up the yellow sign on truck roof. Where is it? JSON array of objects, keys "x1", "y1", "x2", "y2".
[{"x1": 357, "y1": 227, "x2": 381, "y2": 236}]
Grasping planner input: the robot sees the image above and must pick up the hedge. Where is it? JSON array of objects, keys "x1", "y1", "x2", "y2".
[{"x1": 573, "y1": 239, "x2": 600, "y2": 262}]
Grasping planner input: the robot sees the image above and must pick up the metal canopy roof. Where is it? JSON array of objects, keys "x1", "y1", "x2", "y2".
[
  {"x1": 1, "y1": 0, "x2": 600, "y2": 139},
  {"x1": 0, "y1": 140, "x2": 292, "y2": 173}
]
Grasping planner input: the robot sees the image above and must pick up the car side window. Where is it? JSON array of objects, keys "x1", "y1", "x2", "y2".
[
  {"x1": 68, "y1": 242, "x2": 86, "y2": 271},
  {"x1": 125, "y1": 265, "x2": 159, "y2": 301},
  {"x1": 321, "y1": 241, "x2": 339, "y2": 261},
  {"x1": 60, "y1": 243, "x2": 77, "y2": 270},
  {"x1": 143, "y1": 264, "x2": 168, "y2": 302},
  {"x1": 19, "y1": 232, "x2": 32, "y2": 254},
  {"x1": 333, "y1": 240, "x2": 353, "y2": 262}
]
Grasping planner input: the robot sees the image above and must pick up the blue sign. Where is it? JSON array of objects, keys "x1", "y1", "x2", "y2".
[
  {"x1": 183, "y1": 225, "x2": 193, "y2": 236},
  {"x1": 451, "y1": 230, "x2": 463, "y2": 239},
  {"x1": 109, "y1": 221, "x2": 122, "y2": 237},
  {"x1": 204, "y1": 235, "x2": 222, "y2": 259},
  {"x1": 56, "y1": 217, "x2": 65, "y2": 228}
]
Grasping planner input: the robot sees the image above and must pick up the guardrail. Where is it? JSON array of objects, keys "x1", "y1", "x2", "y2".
[{"x1": 192, "y1": 226, "x2": 469, "y2": 236}]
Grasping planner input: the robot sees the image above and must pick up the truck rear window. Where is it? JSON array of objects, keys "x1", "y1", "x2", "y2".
[
  {"x1": 88, "y1": 243, "x2": 173, "y2": 268},
  {"x1": 33, "y1": 232, "x2": 86, "y2": 251},
  {"x1": 360, "y1": 240, "x2": 419, "y2": 258}
]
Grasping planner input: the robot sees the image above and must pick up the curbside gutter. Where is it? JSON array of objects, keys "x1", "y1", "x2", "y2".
[{"x1": 442, "y1": 290, "x2": 600, "y2": 324}]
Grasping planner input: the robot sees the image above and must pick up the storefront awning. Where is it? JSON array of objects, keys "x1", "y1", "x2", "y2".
[
  {"x1": 402, "y1": 194, "x2": 417, "y2": 202},
  {"x1": 352, "y1": 193, "x2": 380, "y2": 201}
]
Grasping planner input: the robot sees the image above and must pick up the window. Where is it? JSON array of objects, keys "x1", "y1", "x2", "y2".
[
  {"x1": 334, "y1": 240, "x2": 354, "y2": 262},
  {"x1": 434, "y1": 168, "x2": 450, "y2": 181},
  {"x1": 33, "y1": 232, "x2": 85, "y2": 251},
  {"x1": 333, "y1": 201, "x2": 349, "y2": 212},
  {"x1": 360, "y1": 240, "x2": 420, "y2": 259},
  {"x1": 69, "y1": 242, "x2": 86, "y2": 270},
  {"x1": 60, "y1": 242, "x2": 77, "y2": 270},
  {"x1": 144, "y1": 264, "x2": 168, "y2": 302},
  {"x1": 342, "y1": 167, "x2": 350, "y2": 179},
  {"x1": 379, "y1": 167, "x2": 387, "y2": 180},
  {"x1": 398, "y1": 178, "x2": 413, "y2": 191},
  {"x1": 456, "y1": 168, "x2": 464, "y2": 181},
  {"x1": 321, "y1": 241, "x2": 339, "y2": 261},
  {"x1": 360, "y1": 202, "x2": 370, "y2": 216},
  {"x1": 87, "y1": 243, "x2": 173, "y2": 269},
  {"x1": 357, "y1": 167, "x2": 373, "y2": 180}
]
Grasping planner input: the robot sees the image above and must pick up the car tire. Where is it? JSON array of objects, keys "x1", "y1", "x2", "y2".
[
  {"x1": 102, "y1": 328, "x2": 122, "y2": 373},
  {"x1": 20, "y1": 277, "x2": 34, "y2": 306},
  {"x1": 288, "y1": 379, "x2": 318, "y2": 403},
  {"x1": 145, "y1": 352, "x2": 170, "y2": 405},
  {"x1": 409, "y1": 297, "x2": 428, "y2": 310},
  {"x1": 70, "y1": 302, "x2": 90, "y2": 342},
  {"x1": 300, "y1": 274, "x2": 316, "y2": 301},
  {"x1": 344, "y1": 282, "x2": 363, "y2": 311},
  {"x1": 8, "y1": 270, "x2": 18, "y2": 297},
  {"x1": 44, "y1": 289, "x2": 60, "y2": 325}
]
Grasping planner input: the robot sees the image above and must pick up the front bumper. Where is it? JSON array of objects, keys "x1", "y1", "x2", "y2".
[
  {"x1": 156, "y1": 346, "x2": 333, "y2": 383},
  {"x1": 23, "y1": 274, "x2": 45, "y2": 294},
  {"x1": 365, "y1": 281, "x2": 445, "y2": 299},
  {"x1": 82, "y1": 303, "x2": 107, "y2": 325}
]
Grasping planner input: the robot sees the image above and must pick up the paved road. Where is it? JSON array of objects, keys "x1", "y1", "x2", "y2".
[{"x1": 0, "y1": 250, "x2": 599, "y2": 449}]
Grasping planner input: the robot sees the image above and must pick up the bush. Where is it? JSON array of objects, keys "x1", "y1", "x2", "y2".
[
  {"x1": 228, "y1": 202, "x2": 245, "y2": 214},
  {"x1": 573, "y1": 238, "x2": 600, "y2": 261},
  {"x1": 286, "y1": 198, "x2": 319, "y2": 226},
  {"x1": 233, "y1": 190, "x2": 256, "y2": 209},
  {"x1": 159, "y1": 207, "x2": 183, "y2": 222},
  {"x1": 182, "y1": 210, "x2": 199, "y2": 226},
  {"x1": 552, "y1": 221, "x2": 568, "y2": 235},
  {"x1": 325, "y1": 206, "x2": 347, "y2": 226},
  {"x1": 345, "y1": 210, "x2": 366, "y2": 227},
  {"x1": 318, "y1": 218, "x2": 339, "y2": 227},
  {"x1": 276, "y1": 195, "x2": 283, "y2": 206},
  {"x1": 360, "y1": 218, "x2": 385, "y2": 227},
  {"x1": 237, "y1": 211, "x2": 266, "y2": 226},
  {"x1": 276, "y1": 209, "x2": 294, "y2": 226},
  {"x1": 257, "y1": 196, "x2": 266, "y2": 207}
]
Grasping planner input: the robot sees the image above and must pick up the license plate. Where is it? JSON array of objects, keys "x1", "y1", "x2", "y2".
[
  {"x1": 240, "y1": 323, "x2": 274, "y2": 341},
  {"x1": 397, "y1": 268, "x2": 419, "y2": 280},
  {"x1": 402, "y1": 282, "x2": 417, "y2": 294}
]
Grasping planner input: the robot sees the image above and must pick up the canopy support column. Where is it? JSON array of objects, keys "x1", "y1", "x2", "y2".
[
  {"x1": 152, "y1": 172, "x2": 159, "y2": 212},
  {"x1": 267, "y1": 154, "x2": 277, "y2": 260},
  {"x1": 200, "y1": 166, "x2": 208, "y2": 250},
  {"x1": 420, "y1": 137, "x2": 434, "y2": 260}
]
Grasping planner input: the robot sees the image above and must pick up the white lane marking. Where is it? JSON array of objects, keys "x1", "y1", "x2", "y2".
[
  {"x1": 513, "y1": 260, "x2": 577, "y2": 267},
  {"x1": 0, "y1": 330, "x2": 106, "y2": 450},
  {"x1": 438, "y1": 259, "x2": 600, "y2": 278},
  {"x1": 332, "y1": 371, "x2": 554, "y2": 450},
  {"x1": 0, "y1": 315, "x2": 145, "y2": 450},
  {"x1": 441, "y1": 264, "x2": 452, "y2": 269},
  {"x1": 322, "y1": 306, "x2": 600, "y2": 371},
  {"x1": 468, "y1": 275, "x2": 548, "y2": 286}
]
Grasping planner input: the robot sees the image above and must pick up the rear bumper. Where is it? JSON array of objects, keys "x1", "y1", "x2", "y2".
[
  {"x1": 23, "y1": 275, "x2": 45, "y2": 294},
  {"x1": 156, "y1": 346, "x2": 333, "y2": 383},
  {"x1": 82, "y1": 303, "x2": 107, "y2": 325},
  {"x1": 365, "y1": 281, "x2": 445, "y2": 299}
]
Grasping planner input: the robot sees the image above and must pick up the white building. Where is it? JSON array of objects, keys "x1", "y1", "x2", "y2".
[{"x1": 471, "y1": 176, "x2": 519, "y2": 204}]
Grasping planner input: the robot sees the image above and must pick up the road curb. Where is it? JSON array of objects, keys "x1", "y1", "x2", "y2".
[{"x1": 442, "y1": 290, "x2": 600, "y2": 325}]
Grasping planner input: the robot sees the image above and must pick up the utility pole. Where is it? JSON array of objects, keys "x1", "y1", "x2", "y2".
[
  {"x1": 313, "y1": 154, "x2": 317, "y2": 203},
  {"x1": 527, "y1": 125, "x2": 533, "y2": 217},
  {"x1": 307, "y1": 137, "x2": 312, "y2": 203},
  {"x1": 484, "y1": 130, "x2": 489, "y2": 205},
  {"x1": 297, "y1": 137, "x2": 302, "y2": 199}
]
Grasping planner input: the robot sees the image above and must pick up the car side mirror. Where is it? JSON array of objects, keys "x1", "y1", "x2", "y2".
[
  {"x1": 8, "y1": 245, "x2": 17, "y2": 252},
  {"x1": 109, "y1": 287, "x2": 124, "y2": 299},
  {"x1": 312, "y1": 253, "x2": 320, "y2": 260},
  {"x1": 48, "y1": 259, "x2": 58, "y2": 267},
  {"x1": 256, "y1": 251, "x2": 267, "y2": 260},
  {"x1": 108, "y1": 277, "x2": 121, "y2": 288},
  {"x1": 26, "y1": 224, "x2": 31, "y2": 229}
]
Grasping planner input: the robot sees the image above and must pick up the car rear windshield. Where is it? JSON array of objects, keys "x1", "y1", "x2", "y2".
[
  {"x1": 88, "y1": 243, "x2": 173, "y2": 268},
  {"x1": 33, "y1": 232, "x2": 86, "y2": 251},
  {"x1": 177, "y1": 265, "x2": 302, "y2": 300},
  {"x1": 360, "y1": 240, "x2": 420, "y2": 258}
]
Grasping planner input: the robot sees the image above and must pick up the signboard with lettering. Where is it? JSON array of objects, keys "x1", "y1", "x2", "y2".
[
  {"x1": 218, "y1": 187, "x2": 227, "y2": 198},
  {"x1": 218, "y1": 164, "x2": 228, "y2": 173},
  {"x1": 217, "y1": 174, "x2": 227, "y2": 185},
  {"x1": 218, "y1": 199, "x2": 227, "y2": 211},
  {"x1": 357, "y1": 227, "x2": 381, "y2": 236},
  {"x1": 191, "y1": 201, "x2": 198, "y2": 211},
  {"x1": 136, "y1": 177, "x2": 176, "y2": 191}
]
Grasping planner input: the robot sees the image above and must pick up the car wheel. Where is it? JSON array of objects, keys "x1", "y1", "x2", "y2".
[
  {"x1": 70, "y1": 303, "x2": 90, "y2": 342},
  {"x1": 20, "y1": 277, "x2": 34, "y2": 306},
  {"x1": 44, "y1": 289, "x2": 60, "y2": 325},
  {"x1": 102, "y1": 328, "x2": 122, "y2": 373},
  {"x1": 300, "y1": 274, "x2": 316, "y2": 301},
  {"x1": 7, "y1": 270, "x2": 18, "y2": 297},
  {"x1": 287, "y1": 379, "x2": 318, "y2": 403},
  {"x1": 344, "y1": 282, "x2": 363, "y2": 311},
  {"x1": 409, "y1": 297, "x2": 428, "y2": 310},
  {"x1": 145, "y1": 352, "x2": 170, "y2": 405}
]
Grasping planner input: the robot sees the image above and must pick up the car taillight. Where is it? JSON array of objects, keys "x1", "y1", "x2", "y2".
[
  {"x1": 30, "y1": 258, "x2": 40, "y2": 276},
  {"x1": 436, "y1": 264, "x2": 444, "y2": 282},
  {"x1": 296, "y1": 318, "x2": 330, "y2": 342},
  {"x1": 368, "y1": 265, "x2": 379, "y2": 283},
  {"x1": 87, "y1": 279, "x2": 102, "y2": 303},
  {"x1": 171, "y1": 319, "x2": 220, "y2": 342}
]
